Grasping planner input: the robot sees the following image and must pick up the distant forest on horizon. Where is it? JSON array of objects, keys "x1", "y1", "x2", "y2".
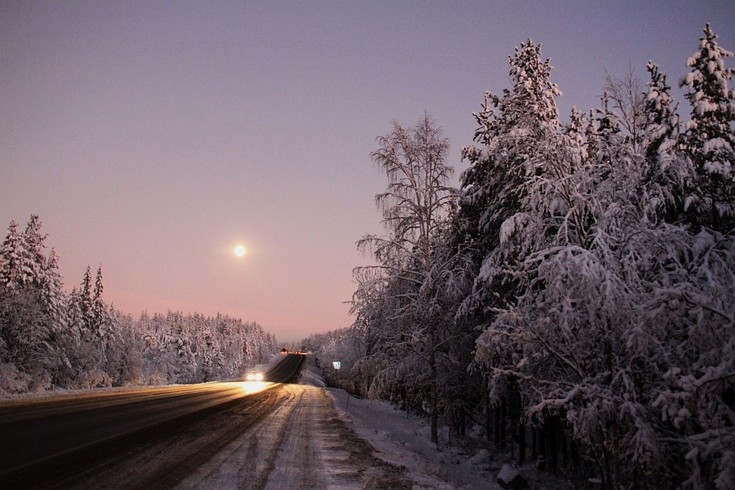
[{"x1": 0, "y1": 214, "x2": 278, "y2": 393}]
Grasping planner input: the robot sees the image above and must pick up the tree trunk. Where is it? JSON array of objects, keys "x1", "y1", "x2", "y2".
[
  {"x1": 518, "y1": 421, "x2": 526, "y2": 464},
  {"x1": 485, "y1": 387, "x2": 492, "y2": 442},
  {"x1": 499, "y1": 400, "x2": 507, "y2": 448},
  {"x1": 429, "y1": 345, "x2": 438, "y2": 445}
]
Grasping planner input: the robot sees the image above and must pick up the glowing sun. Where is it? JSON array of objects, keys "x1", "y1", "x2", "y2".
[{"x1": 234, "y1": 244, "x2": 246, "y2": 257}]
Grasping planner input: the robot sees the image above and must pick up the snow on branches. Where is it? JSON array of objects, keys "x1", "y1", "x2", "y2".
[
  {"x1": 337, "y1": 26, "x2": 734, "y2": 489},
  {"x1": 467, "y1": 29, "x2": 734, "y2": 488}
]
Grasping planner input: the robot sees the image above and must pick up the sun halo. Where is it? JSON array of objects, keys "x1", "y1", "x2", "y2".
[{"x1": 234, "y1": 244, "x2": 246, "y2": 257}]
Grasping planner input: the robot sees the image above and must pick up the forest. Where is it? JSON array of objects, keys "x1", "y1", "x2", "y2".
[
  {"x1": 0, "y1": 214, "x2": 278, "y2": 393},
  {"x1": 304, "y1": 25, "x2": 734, "y2": 489}
]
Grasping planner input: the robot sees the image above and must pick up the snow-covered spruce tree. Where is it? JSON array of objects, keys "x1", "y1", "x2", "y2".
[
  {"x1": 91, "y1": 265, "x2": 128, "y2": 384},
  {"x1": 41, "y1": 248, "x2": 74, "y2": 386},
  {"x1": 641, "y1": 61, "x2": 691, "y2": 224},
  {"x1": 471, "y1": 89, "x2": 657, "y2": 486},
  {"x1": 0, "y1": 221, "x2": 24, "y2": 292},
  {"x1": 79, "y1": 266, "x2": 94, "y2": 338},
  {"x1": 42, "y1": 250, "x2": 67, "y2": 333},
  {"x1": 0, "y1": 216, "x2": 63, "y2": 392},
  {"x1": 460, "y1": 39, "x2": 562, "y2": 258},
  {"x1": 680, "y1": 23, "x2": 735, "y2": 233},
  {"x1": 458, "y1": 39, "x2": 566, "y2": 357},
  {"x1": 353, "y1": 113, "x2": 457, "y2": 444},
  {"x1": 22, "y1": 215, "x2": 48, "y2": 289},
  {"x1": 92, "y1": 266, "x2": 108, "y2": 339},
  {"x1": 471, "y1": 36, "x2": 734, "y2": 487},
  {"x1": 461, "y1": 39, "x2": 567, "y2": 460},
  {"x1": 64, "y1": 266, "x2": 114, "y2": 388}
]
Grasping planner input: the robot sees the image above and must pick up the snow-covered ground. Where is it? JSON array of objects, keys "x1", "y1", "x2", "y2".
[
  {"x1": 326, "y1": 388, "x2": 497, "y2": 489},
  {"x1": 303, "y1": 360, "x2": 572, "y2": 489}
]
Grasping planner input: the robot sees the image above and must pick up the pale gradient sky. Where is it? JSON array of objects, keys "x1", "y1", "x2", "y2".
[{"x1": 2, "y1": 1, "x2": 734, "y2": 341}]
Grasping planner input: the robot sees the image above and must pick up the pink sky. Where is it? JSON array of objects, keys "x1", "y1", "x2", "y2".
[{"x1": 2, "y1": 2, "x2": 733, "y2": 341}]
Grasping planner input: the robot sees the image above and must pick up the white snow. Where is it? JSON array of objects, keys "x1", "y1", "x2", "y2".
[
  {"x1": 2, "y1": 357, "x2": 574, "y2": 488},
  {"x1": 497, "y1": 463, "x2": 522, "y2": 486},
  {"x1": 298, "y1": 363, "x2": 571, "y2": 489},
  {"x1": 325, "y1": 385, "x2": 499, "y2": 489}
]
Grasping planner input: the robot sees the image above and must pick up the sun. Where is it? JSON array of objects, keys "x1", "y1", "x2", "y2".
[{"x1": 234, "y1": 244, "x2": 246, "y2": 257}]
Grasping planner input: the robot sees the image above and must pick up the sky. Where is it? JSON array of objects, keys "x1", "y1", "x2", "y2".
[{"x1": 2, "y1": 1, "x2": 734, "y2": 342}]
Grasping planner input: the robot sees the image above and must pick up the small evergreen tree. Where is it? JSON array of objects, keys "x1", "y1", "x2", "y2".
[
  {"x1": 642, "y1": 61, "x2": 689, "y2": 223},
  {"x1": 22, "y1": 215, "x2": 48, "y2": 288},
  {"x1": 680, "y1": 23, "x2": 735, "y2": 232},
  {"x1": 79, "y1": 266, "x2": 93, "y2": 340},
  {"x1": 0, "y1": 221, "x2": 24, "y2": 291}
]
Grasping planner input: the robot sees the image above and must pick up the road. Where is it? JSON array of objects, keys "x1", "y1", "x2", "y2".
[{"x1": 0, "y1": 354, "x2": 410, "y2": 489}]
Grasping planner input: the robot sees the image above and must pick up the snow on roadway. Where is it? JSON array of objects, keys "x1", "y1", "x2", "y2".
[
  {"x1": 172, "y1": 356, "x2": 569, "y2": 490},
  {"x1": 180, "y1": 358, "x2": 501, "y2": 489},
  {"x1": 2, "y1": 357, "x2": 569, "y2": 488},
  {"x1": 177, "y1": 367, "x2": 411, "y2": 489}
]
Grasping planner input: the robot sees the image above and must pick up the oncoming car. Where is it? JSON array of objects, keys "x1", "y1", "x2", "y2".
[{"x1": 245, "y1": 364, "x2": 266, "y2": 381}]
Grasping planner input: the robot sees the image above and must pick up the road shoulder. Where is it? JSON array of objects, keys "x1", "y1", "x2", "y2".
[{"x1": 300, "y1": 360, "x2": 498, "y2": 490}]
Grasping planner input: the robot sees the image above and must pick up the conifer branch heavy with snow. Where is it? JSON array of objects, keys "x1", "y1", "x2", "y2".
[{"x1": 313, "y1": 27, "x2": 735, "y2": 489}]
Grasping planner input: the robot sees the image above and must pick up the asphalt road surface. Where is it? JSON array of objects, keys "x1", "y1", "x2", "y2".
[{"x1": 0, "y1": 354, "x2": 409, "y2": 489}]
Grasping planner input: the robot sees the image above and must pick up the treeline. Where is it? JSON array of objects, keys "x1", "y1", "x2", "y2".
[
  {"x1": 304, "y1": 25, "x2": 734, "y2": 489},
  {"x1": 0, "y1": 215, "x2": 278, "y2": 394}
]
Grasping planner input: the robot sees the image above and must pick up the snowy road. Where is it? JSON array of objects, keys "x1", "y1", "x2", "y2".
[{"x1": 0, "y1": 355, "x2": 411, "y2": 489}]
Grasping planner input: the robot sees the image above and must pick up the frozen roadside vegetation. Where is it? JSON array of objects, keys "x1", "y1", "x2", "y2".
[{"x1": 302, "y1": 361, "x2": 571, "y2": 489}]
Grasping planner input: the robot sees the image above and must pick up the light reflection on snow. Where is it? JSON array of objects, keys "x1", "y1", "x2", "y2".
[{"x1": 240, "y1": 381, "x2": 270, "y2": 394}]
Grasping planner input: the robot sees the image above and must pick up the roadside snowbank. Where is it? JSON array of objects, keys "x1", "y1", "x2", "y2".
[
  {"x1": 300, "y1": 359, "x2": 497, "y2": 489},
  {"x1": 302, "y1": 359, "x2": 571, "y2": 489}
]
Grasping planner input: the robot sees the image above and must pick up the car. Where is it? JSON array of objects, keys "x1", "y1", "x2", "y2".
[{"x1": 245, "y1": 364, "x2": 266, "y2": 381}]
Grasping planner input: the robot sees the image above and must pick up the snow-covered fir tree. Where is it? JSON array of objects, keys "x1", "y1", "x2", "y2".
[
  {"x1": 459, "y1": 38, "x2": 563, "y2": 318},
  {"x1": 0, "y1": 216, "x2": 58, "y2": 391},
  {"x1": 680, "y1": 23, "x2": 735, "y2": 232},
  {"x1": 641, "y1": 60, "x2": 690, "y2": 224},
  {"x1": 0, "y1": 221, "x2": 26, "y2": 291},
  {"x1": 339, "y1": 30, "x2": 733, "y2": 489}
]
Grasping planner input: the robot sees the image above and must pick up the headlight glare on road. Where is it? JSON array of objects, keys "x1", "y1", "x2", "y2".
[{"x1": 240, "y1": 381, "x2": 268, "y2": 394}]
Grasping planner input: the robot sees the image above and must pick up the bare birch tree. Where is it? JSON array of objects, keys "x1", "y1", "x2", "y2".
[{"x1": 353, "y1": 113, "x2": 457, "y2": 444}]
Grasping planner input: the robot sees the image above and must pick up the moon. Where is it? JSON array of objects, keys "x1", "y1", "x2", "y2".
[{"x1": 234, "y1": 244, "x2": 246, "y2": 257}]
